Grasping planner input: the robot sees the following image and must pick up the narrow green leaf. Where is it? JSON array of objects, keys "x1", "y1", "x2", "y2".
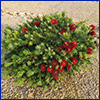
[
  {"x1": 37, "y1": 80, "x2": 42, "y2": 86},
  {"x1": 27, "y1": 61, "x2": 31, "y2": 66},
  {"x1": 27, "y1": 70, "x2": 34, "y2": 77},
  {"x1": 27, "y1": 80, "x2": 33, "y2": 86},
  {"x1": 4, "y1": 62, "x2": 13, "y2": 67},
  {"x1": 16, "y1": 71, "x2": 25, "y2": 78}
]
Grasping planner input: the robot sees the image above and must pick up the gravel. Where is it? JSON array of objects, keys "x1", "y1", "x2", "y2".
[{"x1": 1, "y1": 1, "x2": 99, "y2": 99}]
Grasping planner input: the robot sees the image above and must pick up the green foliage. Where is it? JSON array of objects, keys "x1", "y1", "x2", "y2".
[{"x1": 1, "y1": 11, "x2": 97, "y2": 89}]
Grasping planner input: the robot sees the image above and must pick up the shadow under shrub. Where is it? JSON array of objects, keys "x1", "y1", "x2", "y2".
[{"x1": 1, "y1": 12, "x2": 97, "y2": 90}]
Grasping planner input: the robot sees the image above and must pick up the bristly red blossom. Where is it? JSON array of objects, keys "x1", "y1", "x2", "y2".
[
  {"x1": 65, "y1": 46, "x2": 72, "y2": 53},
  {"x1": 29, "y1": 57, "x2": 34, "y2": 61},
  {"x1": 63, "y1": 41, "x2": 70, "y2": 48},
  {"x1": 69, "y1": 24, "x2": 76, "y2": 31},
  {"x1": 40, "y1": 64, "x2": 46, "y2": 71},
  {"x1": 61, "y1": 30, "x2": 66, "y2": 34},
  {"x1": 51, "y1": 59, "x2": 59, "y2": 67},
  {"x1": 51, "y1": 19, "x2": 58, "y2": 25},
  {"x1": 47, "y1": 66, "x2": 53, "y2": 73},
  {"x1": 90, "y1": 31, "x2": 96, "y2": 36},
  {"x1": 22, "y1": 27, "x2": 28, "y2": 33},
  {"x1": 88, "y1": 48, "x2": 93, "y2": 51},
  {"x1": 52, "y1": 69, "x2": 59, "y2": 75},
  {"x1": 34, "y1": 20, "x2": 40, "y2": 27},
  {"x1": 87, "y1": 48, "x2": 93, "y2": 55},
  {"x1": 53, "y1": 74, "x2": 59, "y2": 79},
  {"x1": 58, "y1": 67, "x2": 64, "y2": 72},
  {"x1": 70, "y1": 41, "x2": 77, "y2": 48},
  {"x1": 24, "y1": 44, "x2": 29, "y2": 48},
  {"x1": 67, "y1": 64, "x2": 72, "y2": 71},
  {"x1": 60, "y1": 59, "x2": 67, "y2": 67},
  {"x1": 58, "y1": 45, "x2": 64, "y2": 52},
  {"x1": 89, "y1": 24, "x2": 95, "y2": 30},
  {"x1": 71, "y1": 57, "x2": 77, "y2": 65},
  {"x1": 87, "y1": 52, "x2": 92, "y2": 55}
]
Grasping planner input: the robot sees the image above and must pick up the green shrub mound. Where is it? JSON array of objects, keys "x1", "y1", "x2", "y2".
[{"x1": 1, "y1": 12, "x2": 97, "y2": 89}]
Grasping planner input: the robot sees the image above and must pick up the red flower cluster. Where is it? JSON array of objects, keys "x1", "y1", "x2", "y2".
[
  {"x1": 58, "y1": 67, "x2": 64, "y2": 72},
  {"x1": 51, "y1": 19, "x2": 58, "y2": 25},
  {"x1": 63, "y1": 41, "x2": 70, "y2": 48},
  {"x1": 89, "y1": 24, "x2": 96, "y2": 36},
  {"x1": 34, "y1": 20, "x2": 40, "y2": 27},
  {"x1": 90, "y1": 31, "x2": 96, "y2": 36},
  {"x1": 52, "y1": 69, "x2": 59, "y2": 75},
  {"x1": 87, "y1": 48, "x2": 93, "y2": 55},
  {"x1": 69, "y1": 24, "x2": 76, "y2": 31},
  {"x1": 40, "y1": 64, "x2": 46, "y2": 71},
  {"x1": 52, "y1": 74, "x2": 59, "y2": 79},
  {"x1": 58, "y1": 46, "x2": 64, "y2": 52},
  {"x1": 67, "y1": 64, "x2": 71, "y2": 71},
  {"x1": 58, "y1": 41, "x2": 77, "y2": 53},
  {"x1": 40, "y1": 59, "x2": 67, "y2": 79},
  {"x1": 24, "y1": 44, "x2": 29, "y2": 48},
  {"x1": 51, "y1": 59, "x2": 59, "y2": 67},
  {"x1": 52, "y1": 68, "x2": 60, "y2": 79},
  {"x1": 89, "y1": 24, "x2": 95, "y2": 30},
  {"x1": 60, "y1": 30, "x2": 66, "y2": 34},
  {"x1": 71, "y1": 57, "x2": 77, "y2": 65},
  {"x1": 51, "y1": 59, "x2": 60, "y2": 79},
  {"x1": 60, "y1": 59, "x2": 67, "y2": 67},
  {"x1": 70, "y1": 41, "x2": 77, "y2": 48},
  {"x1": 22, "y1": 27, "x2": 28, "y2": 33},
  {"x1": 47, "y1": 66, "x2": 53, "y2": 73},
  {"x1": 29, "y1": 57, "x2": 34, "y2": 61}
]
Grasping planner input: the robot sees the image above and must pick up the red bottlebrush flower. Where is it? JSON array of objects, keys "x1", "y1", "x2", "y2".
[
  {"x1": 58, "y1": 45, "x2": 64, "y2": 52},
  {"x1": 47, "y1": 66, "x2": 53, "y2": 73},
  {"x1": 58, "y1": 67, "x2": 64, "y2": 72},
  {"x1": 51, "y1": 59, "x2": 59, "y2": 67},
  {"x1": 65, "y1": 46, "x2": 72, "y2": 53},
  {"x1": 71, "y1": 57, "x2": 77, "y2": 65},
  {"x1": 70, "y1": 41, "x2": 77, "y2": 48},
  {"x1": 53, "y1": 74, "x2": 59, "y2": 79},
  {"x1": 51, "y1": 19, "x2": 58, "y2": 25},
  {"x1": 69, "y1": 24, "x2": 76, "y2": 31},
  {"x1": 67, "y1": 64, "x2": 72, "y2": 71},
  {"x1": 29, "y1": 57, "x2": 34, "y2": 61},
  {"x1": 88, "y1": 48, "x2": 93, "y2": 51},
  {"x1": 87, "y1": 52, "x2": 92, "y2": 55},
  {"x1": 22, "y1": 27, "x2": 28, "y2": 33},
  {"x1": 24, "y1": 44, "x2": 28, "y2": 48},
  {"x1": 60, "y1": 59, "x2": 67, "y2": 67},
  {"x1": 52, "y1": 69, "x2": 59, "y2": 75},
  {"x1": 87, "y1": 48, "x2": 93, "y2": 55},
  {"x1": 40, "y1": 64, "x2": 46, "y2": 71},
  {"x1": 61, "y1": 30, "x2": 66, "y2": 34},
  {"x1": 63, "y1": 41, "x2": 70, "y2": 48},
  {"x1": 90, "y1": 31, "x2": 96, "y2": 36},
  {"x1": 89, "y1": 24, "x2": 95, "y2": 30},
  {"x1": 34, "y1": 20, "x2": 40, "y2": 27}
]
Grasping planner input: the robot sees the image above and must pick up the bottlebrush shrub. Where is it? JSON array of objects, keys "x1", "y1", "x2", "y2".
[{"x1": 1, "y1": 12, "x2": 97, "y2": 89}]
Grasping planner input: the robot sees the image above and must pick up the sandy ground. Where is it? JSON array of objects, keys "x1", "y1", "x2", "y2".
[{"x1": 1, "y1": 1, "x2": 99, "y2": 27}]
